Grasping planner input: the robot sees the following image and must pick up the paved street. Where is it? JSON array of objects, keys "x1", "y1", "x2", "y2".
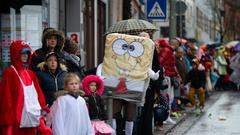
[{"x1": 163, "y1": 91, "x2": 240, "y2": 135}]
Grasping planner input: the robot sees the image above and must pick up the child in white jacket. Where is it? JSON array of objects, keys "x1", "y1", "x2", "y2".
[{"x1": 47, "y1": 73, "x2": 94, "y2": 135}]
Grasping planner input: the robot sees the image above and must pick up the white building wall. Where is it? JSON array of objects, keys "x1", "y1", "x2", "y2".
[
  {"x1": 185, "y1": 0, "x2": 196, "y2": 39},
  {"x1": 49, "y1": 0, "x2": 59, "y2": 29},
  {"x1": 184, "y1": 0, "x2": 215, "y2": 42},
  {"x1": 195, "y1": 0, "x2": 214, "y2": 42}
]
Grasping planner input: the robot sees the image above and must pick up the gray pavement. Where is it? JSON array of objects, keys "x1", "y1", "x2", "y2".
[
  {"x1": 185, "y1": 91, "x2": 240, "y2": 135},
  {"x1": 163, "y1": 91, "x2": 240, "y2": 135}
]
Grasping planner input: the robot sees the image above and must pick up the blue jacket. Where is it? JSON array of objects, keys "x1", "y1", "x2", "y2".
[{"x1": 36, "y1": 69, "x2": 67, "y2": 106}]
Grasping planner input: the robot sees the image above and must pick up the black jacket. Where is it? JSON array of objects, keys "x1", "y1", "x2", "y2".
[
  {"x1": 85, "y1": 95, "x2": 106, "y2": 120},
  {"x1": 30, "y1": 28, "x2": 65, "y2": 72},
  {"x1": 186, "y1": 69, "x2": 206, "y2": 89}
]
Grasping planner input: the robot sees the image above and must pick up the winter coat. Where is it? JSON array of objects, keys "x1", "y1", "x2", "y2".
[
  {"x1": 175, "y1": 55, "x2": 188, "y2": 83},
  {"x1": 214, "y1": 50, "x2": 228, "y2": 75},
  {"x1": 186, "y1": 68, "x2": 206, "y2": 89},
  {"x1": 230, "y1": 53, "x2": 240, "y2": 84},
  {"x1": 137, "y1": 49, "x2": 165, "y2": 135},
  {"x1": 82, "y1": 75, "x2": 106, "y2": 120},
  {"x1": 85, "y1": 95, "x2": 106, "y2": 120},
  {"x1": 36, "y1": 64, "x2": 67, "y2": 106},
  {"x1": 30, "y1": 28, "x2": 65, "y2": 72},
  {"x1": 48, "y1": 90, "x2": 95, "y2": 135},
  {"x1": 157, "y1": 39, "x2": 178, "y2": 77},
  {"x1": 61, "y1": 51, "x2": 85, "y2": 79}
]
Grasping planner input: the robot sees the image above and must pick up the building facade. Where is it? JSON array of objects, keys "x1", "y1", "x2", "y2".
[{"x1": 0, "y1": 0, "x2": 144, "y2": 76}]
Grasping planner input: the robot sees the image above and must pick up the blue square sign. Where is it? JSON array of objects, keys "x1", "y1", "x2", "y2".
[{"x1": 147, "y1": 0, "x2": 167, "y2": 20}]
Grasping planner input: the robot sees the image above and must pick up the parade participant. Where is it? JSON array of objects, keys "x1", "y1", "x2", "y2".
[
  {"x1": 185, "y1": 58, "x2": 206, "y2": 111},
  {"x1": 156, "y1": 39, "x2": 181, "y2": 124},
  {"x1": 30, "y1": 28, "x2": 65, "y2": 72},
  {"x1": 36, "y1": 52, "x2": 67, "y2": 106},
  {"x1": 63, "y1": 38, "x2": 85, "y2": 79},
  {"x1": 137, "y1": 49, "x2": 167, "y2": 135},
  {"x1": 47, "y1": 73, "x2": 94, "y2": 135},
  {"x1": 0, "y1": 40, "x2": 51, "y2": 135},
  {"x1": 82, "y1": 75, "x2": 115, "y2": 135},
  {"x1": 230, "y1": 50, "x2": 240, "y2": 90},
  {"x1": 214, "y1": 48, "x2": 228, "y2": 90},
  {"x1": 200, "y1": 50, "x2": 213, "y2": 94},
  {"x1": 97, "y1": 33, "x2": 159, "y2": 135},
  {"x1": 175, "y1": 47, "x2": 188, "y2": 84}
]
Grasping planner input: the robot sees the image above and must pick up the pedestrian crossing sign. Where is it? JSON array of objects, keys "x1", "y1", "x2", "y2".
[{"x1": 147, "y1": 0, "x2": 167, "y2": 20}]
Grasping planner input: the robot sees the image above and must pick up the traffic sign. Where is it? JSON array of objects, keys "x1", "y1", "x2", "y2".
[{"x1": 147, "y1": 0, "x2": 167, "y2": 20}]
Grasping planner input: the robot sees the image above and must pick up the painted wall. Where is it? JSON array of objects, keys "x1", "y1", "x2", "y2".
[{"x1": 49, "y1": 0, "x2": 59, "y2": 28}]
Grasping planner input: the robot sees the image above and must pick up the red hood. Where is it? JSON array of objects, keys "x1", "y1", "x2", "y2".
[
  {"x1": 156, "y1": 39, "x2": 173, "y2": 51},
  {"x1": 82, "y1": 75, "x2": 104, "y2": 96},
  {"x1": 10, "y1": 40, "x2": 32, "y2": 69}
]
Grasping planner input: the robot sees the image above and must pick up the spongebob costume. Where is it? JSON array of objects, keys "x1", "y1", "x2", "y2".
[{"x1": 97, "y1": 33, "x2": 155, "y2": 103}]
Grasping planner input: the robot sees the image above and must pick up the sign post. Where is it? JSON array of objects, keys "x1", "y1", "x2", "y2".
[{"x1": 147, "y1": 0, "x2": 167, "y2": 20}]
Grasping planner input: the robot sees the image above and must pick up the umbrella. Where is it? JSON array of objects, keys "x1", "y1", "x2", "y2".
[
  {"x1": 106, "y1": 19, "x2": 158, "y2": 35},
  {"x1": 234, "y1": 43, "x2": 240, "y2": 51},
  {"x1": 224, "y1": 41, "x2": 239, "y2": 48},
  {"x1": 176, "y1": 37, "x2": 187, "y2": 45}
]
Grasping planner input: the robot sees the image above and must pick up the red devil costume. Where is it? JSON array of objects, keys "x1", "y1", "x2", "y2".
[{"x1": 0, "y1": 40, "x2": 51, "y2": 135}]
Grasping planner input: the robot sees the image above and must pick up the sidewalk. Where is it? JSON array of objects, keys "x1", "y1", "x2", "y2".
[
  {"x1": 154, "y1": 92, "x2": 215, "y2": 135},
  {"x1": 153, "y1": 111, "x2": 188, "y2": 135}
]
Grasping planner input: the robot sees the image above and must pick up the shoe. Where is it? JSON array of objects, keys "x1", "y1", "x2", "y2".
[
  {"x1": 199, "y1": 106, "x2": 204, "y2": 113},
  {"x1": 155, "y1": 126, "x2": 164, "y2": 131},
  {"x1": 164, "y1": 117, "x2": 176, "y2": 124}
]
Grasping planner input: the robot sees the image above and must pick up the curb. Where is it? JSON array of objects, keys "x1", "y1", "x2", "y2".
[
  {"x1": 163, "y1": 113, "x2": 188, "y2": 135},
  {"x1": 153, "y1": 112, "x2": 189, "y2": 135}
]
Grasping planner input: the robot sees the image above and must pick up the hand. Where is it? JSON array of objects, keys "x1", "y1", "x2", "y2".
[
  {"x1": 176, "y1": 75, "x2": 182, "y2": 83},
  {"x1": 38, "y1": 117, "x2": 52, "y2": 135},
  {"x1": 41, "y1": 105, "x2": 50, "y2": 113}
]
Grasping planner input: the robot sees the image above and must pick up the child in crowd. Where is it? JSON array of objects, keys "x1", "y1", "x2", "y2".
[
  {"x1": 82, "y1": 75, "x2": 115, "y2": 135},
  {"x1": 47, "y1": 73, "x2": 94, "y2": 135},
  {"x1": 185, "y1": 58, "x2": 206, "y2": 111},
  {"x1": 36, "y1": 52, "x2": 67, "y2": 106},
  {"x1": 30, "y1": 28, "x2": 65, "y2": 72},
  {"x1": 0, "y1": 40, "x2": 51, "y2": 135}
]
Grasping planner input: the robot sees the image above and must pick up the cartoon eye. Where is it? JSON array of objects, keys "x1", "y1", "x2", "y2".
[
  {"x1": 128, "y1": 45, "x2": 135, "y2": 52},
  {"x1": 122, "y1": 44, "x2": 128, "y2": 51},
  {"x1": 128, "y1": 42, "x2": 144, "y2": 57},
  {"x1": 112, "y1": 39, "x2": 128, "y2": 55},
  {"x1": 21, "y1": 41, "x2": 29, "y2": 46}
]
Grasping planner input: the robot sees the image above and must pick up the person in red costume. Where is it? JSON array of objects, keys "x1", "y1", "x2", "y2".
[
  {"x1": 0, "y1": 40, "x2": 51, "y2": 135},
  {"x1": 155, "y1": 39, "x2": 180, "y2": 125}
]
